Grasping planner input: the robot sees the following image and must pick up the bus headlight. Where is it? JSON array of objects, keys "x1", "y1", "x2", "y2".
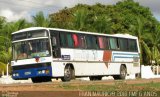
[
  {"x1": 13, "y1": 73, "x2": 19, "y2": 77},
  {"x1": 42, "y1": 70, "x2": 45, "y2": 74},
  {"x1": 13, "y1": 74, "x2": 16, "y2": 77},
  {"x1": 38, "y1": 69, "x2": 50, "y2": 74},
  {"x1": 38, "y1": 70, "x2": 42, "y2": 74},
  {"x1": 16, "y1": 73, "x2": 19, "y2": 76}
]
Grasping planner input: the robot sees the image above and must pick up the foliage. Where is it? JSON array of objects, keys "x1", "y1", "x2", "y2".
[
  {"x1": 0, "y1": 36, "x2": 11, "y2": 75},
  {"x1": 50, "y1": 0, "x2": 160, "y2": 65},
  {"x1": 73, "y1": 8, "x2": 88, "y2": 30},
  {"x1": 32, "y1": 11, "x2": 51, "y2": 27}
]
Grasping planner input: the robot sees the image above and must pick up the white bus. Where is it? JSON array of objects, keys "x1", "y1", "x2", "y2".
[{"x1": 11, "y1": 27, "x2": 140, "y2": 83}]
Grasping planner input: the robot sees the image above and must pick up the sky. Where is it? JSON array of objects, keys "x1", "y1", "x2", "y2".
[{"x1": 0, "y1": 0, "x2": 160, "y2": 22}]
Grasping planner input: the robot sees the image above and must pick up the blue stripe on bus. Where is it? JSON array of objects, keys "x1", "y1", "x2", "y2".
[
  {"x1": 112, "y1": 53, "x2": 139, "y2": 56},
  {"x1": 12, "y1": 66, "x2": 52, "y2": 79},
  {"x1": 112, "y1": 53, "x2": 139, "y2": 61},
  {"x1": 114, "y1": 56, "x2": 137, "y2": 59}
]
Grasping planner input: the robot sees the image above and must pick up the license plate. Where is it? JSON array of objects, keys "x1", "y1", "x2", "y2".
[{"x1": 25, "y1": 71, "x2": 31, "y2": 75}]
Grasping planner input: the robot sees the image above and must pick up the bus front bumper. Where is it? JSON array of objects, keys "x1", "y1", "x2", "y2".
[{"x1": 12, "y1": 66, "x2": 52, "y2": 80}]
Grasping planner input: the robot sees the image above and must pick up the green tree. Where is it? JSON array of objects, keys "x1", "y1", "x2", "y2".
[
  {"x1": 73, "y1": 8, "x2": 88, "y2": 30},
  {"x1": 0, "y1": 36, "x2": 11, "y2": 75},
  {"x1": 0, "y1": 16, "x2": 6, "y2": 29},
  {"x1": 146, "y1": 25, "x2": 160, "y2": 65},
  {"x1": 131, "y1": 17, "x2": 152, "y2": 64},
  {"x1": 49, "y1": 8, "x2": 74, "y2": 29},
  {"x1": 0, "y1": 18, "x2": 30, "y2": 75},
  {"x1": 93, "y1": 15, "x2": 111, "y2": 33},
  {"x1": 32, "y1": 11, "x2": 51, "y2": 27},
  {"x1": 1, "y1": 19, "x2": 31, "y2": 39}
]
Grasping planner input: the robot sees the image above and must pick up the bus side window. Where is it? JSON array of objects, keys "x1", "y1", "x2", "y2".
[
  {"x1": 60, "y1": 32, "x2": 67, "y2": 47},
  {"x1": 92, "y1": 36, "x2": 99, "y2": 49},
  {"x1": 72, "y1": 34, "x2": 79, "y2": 48},
  {"x1": 86, "y1": 35, "x2": 94, "y2": 49},
  {"x1": 128, "y1": 39, "x2": 138, "y2": 52},
  {"x1": 98, "y1": 37, "x2": 104, "y2": 49},
  {"x1": 109, "y1": 37, "x2": 119, "y2": 50},
  {"x1": 78, "y1": 35, "x2": 85, "y2": 48},
  {"x1": 105, "y1": 37, "x2": 110, "y2": 50},
  {"x1": 119, "y1": 38, "x2": 128, "y2": 51},
  {"x1": 66, "y1": 33, "x2": 74, "y2": 48},
  {"x1": 98, "y1": 37, "x2": 109, "y2": 50}
]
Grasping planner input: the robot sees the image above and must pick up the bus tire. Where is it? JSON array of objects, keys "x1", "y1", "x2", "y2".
[
  {"x1": 61, "y1": 65, "x2": 72, "y2": 82},
  {"x1": 113, "y1": 65, "x2": 127, "y2": 80}
]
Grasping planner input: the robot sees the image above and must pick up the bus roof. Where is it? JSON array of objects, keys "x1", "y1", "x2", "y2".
[{"x1": 12, "y1": 27, "x2": 138, "y2": 39}]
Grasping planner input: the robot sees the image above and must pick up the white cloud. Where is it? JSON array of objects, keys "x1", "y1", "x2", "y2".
[
  {"x1": 0, "y1": 9, "x2": 30, "y2": 22},
  {"x1": 0, "y1": 0, "x2": 159, "y2": 21}
]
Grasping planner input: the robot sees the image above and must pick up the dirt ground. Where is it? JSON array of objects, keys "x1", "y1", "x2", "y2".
[{"x1": 0, "y1": 78, "x2": 160, "y2": 97}]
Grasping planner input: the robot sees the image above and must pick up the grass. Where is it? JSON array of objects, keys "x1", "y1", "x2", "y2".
[
  {"x1": 56, "y1": 82, "x2": 160, "y2": 91},
  {"x1": 53, "y1": 82, "x2": 160, "y2": 96},
  {"x1": 134, "y1": 81, "x2": 160, "y2": 89}
]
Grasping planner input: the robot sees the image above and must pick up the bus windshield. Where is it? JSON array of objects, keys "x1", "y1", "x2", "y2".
[{"x1": 13, "y1": 39, "x2": 50, "y2": 60}]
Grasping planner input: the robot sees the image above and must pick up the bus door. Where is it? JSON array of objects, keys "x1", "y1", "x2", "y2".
[{"x1": 50, "y1": 31, "x2": 61, "y2": 58}]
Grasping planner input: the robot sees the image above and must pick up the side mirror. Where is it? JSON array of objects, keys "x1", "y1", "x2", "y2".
[{"x1": 52, "y1": 37, "x2": 57, "y2": 46}]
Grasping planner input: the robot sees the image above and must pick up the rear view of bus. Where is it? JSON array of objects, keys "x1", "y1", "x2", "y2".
[{"x1": 11, "y1": 27, "x2": 52, "y2": 83}]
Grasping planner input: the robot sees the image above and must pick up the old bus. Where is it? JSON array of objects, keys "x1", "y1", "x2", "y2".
[{"x1": 11, "y1": 27, "x2": 140, "y2": 83}]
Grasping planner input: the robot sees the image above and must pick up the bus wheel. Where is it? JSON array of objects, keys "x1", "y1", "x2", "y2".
[
  {"x1": 113, "y1": 65, "x2": 127, "y2": 80},
  {"x1": 61, "y1": 66, "x2": 72, "y2": 82}
]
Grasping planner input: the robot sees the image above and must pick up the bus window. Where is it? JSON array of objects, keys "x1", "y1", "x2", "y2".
[
  {"x1": 98, "y1": 37, "x2": 104, "y2": 49},
  {"x1": 92, "y1": 36, "x2": 99, "y2": 49},
  {"x1": 98, "y1": 37, "x2": 109, "y2": 50},
  {"x1": 109, "y1": 37, "x2": 119, "y2": 50},
  {"x1": 72, "y1": 34, "x2": 79, "y2": 48},
  {"x1": 128, "y1": 39, "x2": 138, "y2": 52},
  {"x1": 13, "y1": 41, "x2": 28, "y2": 60},
  {"x1": 105, "y1": 37, "x2": 110, "y2": 50},
  {"x1": 66, "y1": 33, "x2": 74, "y2": 48},
  {"x1": 119, "y1": 38, "x2": 128, "y2": 51},
  {"x1": 60, "y1": 33, "x2": 67, "y2": 47},
  {"x1": 78, "y1": 35, "x2": 85, "y2": 48},
  {"x1": 86, "y1": 35, "x2": 92, "y2": 49},
  {"x1": 28, "y1": 39, "x2": 50, "y2": 58}
]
